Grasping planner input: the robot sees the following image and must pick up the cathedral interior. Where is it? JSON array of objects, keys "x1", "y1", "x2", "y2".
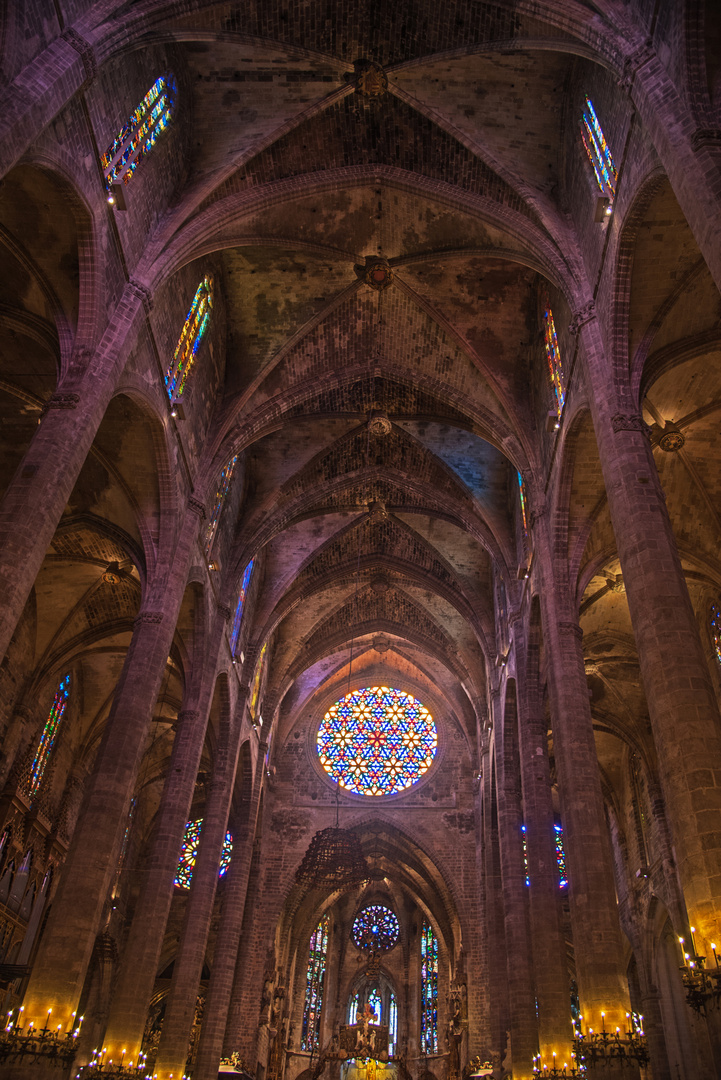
[{"x1": 1, "y1": 1, "x2": 721, "y2": 1078}]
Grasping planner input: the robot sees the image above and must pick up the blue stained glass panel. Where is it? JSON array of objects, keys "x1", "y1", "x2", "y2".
[
  {"x1": 302, "y1": 914, "x2": 329, "y2": 1051},
  {"x1": 421, "y1": 920, "x2": 438, "y2": 1053}
]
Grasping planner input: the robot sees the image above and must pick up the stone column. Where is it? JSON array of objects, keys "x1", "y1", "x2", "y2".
[
  {"x1": 0, "y1": 281, "x2": 149, "y2": 663},
  {"x1": 102, "y1": 607, "x2": 227, "y2": 1063},
  {"x1": 514, "y1": 618, "x2": 572, "y2": 1068},
  {"x1": 480, "y1": 710, "x2": 508, "y2": 1065},
  {"x1": 531, "y1": 509, "x2": 634, "y2": 1055},
  {"x1": 16, "y1": 506, "x2": 201, "y2": 1036},
  {"x1": 0, "y1": 29, "x2": 96, "y2": 180},
  {"x1": 577, "y1": 307, "x2": 721, "y2": 953},
  {"x1": 152, "y1": 717, "x2": 244, "y2": 1079},
  {"x1": 194, "y1": 735, "x2": 262, "y2": 1080},
  {"x1": 492, "y1": 675, "x2": 538, "y2": 1079}
]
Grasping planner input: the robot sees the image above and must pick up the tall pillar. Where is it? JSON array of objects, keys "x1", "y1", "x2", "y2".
[
  {"x1": 102, "y1": 609, "x2": 226, "y2": 1063},
  {"x1": 16, "y1": 506, "x2": 200, "y2": 1036},
  {"x1": 153, "y1": 717, "x2": 244, "y2": 1079},
  {"x1": 514, "y1": 619, "x2": 572, "y2": 1067},
  {"x1": 194, "y1": 734, "x2": 262, "y2": 1080},
  {"x1": 480, "y1": 711, "x2": 508, "y2": 1064},
  {"x1": 492, "y1": 675, "x2": 539, "y2": 1079},
  {"x1": 0, "y1": 281, "x2": 149, "y2": 662},
  {"x1": 577, "y1": 307, "x2": 721, "y2": 952},
  {"x1": 531, "y1": 509, "x2": 634, "y2": 1053}
]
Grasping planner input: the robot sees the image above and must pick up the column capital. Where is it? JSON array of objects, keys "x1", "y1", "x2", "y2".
[
  {"x1": 529, "y1": 499, "x2": 548, "y2": 530},
  {"x1": 557, "y1": 621, "x2": 583, "y2": 640},
  {"x1": 176, "y1": 709, "x2": 200, "y2": 726},
  {"x1": 188, "y1": 495, "x2": 207, "y2": 520},
  {"x1": 133, "y1": 610, "x2": 164, "y2": 628},
  {"x1": 611, "y1": 412, "x2": 650, "y2": 438},
  {"x1": 60, "y1": 28, "x2": 97, "y2": 89},
  {"x1": 568, "y1": 301, "x2": 596, "y2": 336},
  {"x1": 217, "y1": 603, "x2": 232, "y2": 622},
  {"x1": 617, "y1": 39, "x2": 655, "y2": 93},
  {"x1": 43, "y1": 391, "x2": 81, "y2": 412},
  {"x1": 127, "y1": 278, "x2": 153, "y2": 316}
]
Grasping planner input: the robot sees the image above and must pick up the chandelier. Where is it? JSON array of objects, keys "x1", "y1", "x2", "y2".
[
  {"x1": 678, "y1": 932, "x2": 721, "y2": 1014},
  {"x1": 0, "y1": 1008, "x2": 83, "y2": 1068},
  {"x1": 570, "y1": 1011, "x2": 649, "y2": 1070},
  {"x1": 295, "y1": 826, "x2": 367, "y2": 889}
]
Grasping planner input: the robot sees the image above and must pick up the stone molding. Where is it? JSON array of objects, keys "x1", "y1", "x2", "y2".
[
  {"x1": 133, "y1": 611, "x2": 164, "y2": 627},
  {"x1": 176, "y1": 710, "x2": 199, "y2": 726},
  {"x1": 557, "y1": 621, "x2": 583, "y2": 640},
  {"x1": 529, "y1": 500, "x2": 548, "y2": 530},
  {"x1": 45, "y1": 392, "x2": 81, "y2": 411},
  {"x1": 217, "y1": 603, "x2": 232, "y2": 622},
  {"x1": 61, "y1": 28, "x2": 97, "y2": 88},
  {"x1": 568, "y1": 301, "x2": 596, "y2": 336},
  {"x1": 128, "y1": 279, "x2": 153, "y2": 316},
  {"x1": 611, "y1": 413, "x2": 649, "y2": 437},
  {"x1": 188, "y1": 496, "x2": 207, "y2": 520}
]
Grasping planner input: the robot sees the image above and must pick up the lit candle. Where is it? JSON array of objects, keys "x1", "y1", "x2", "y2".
[
  {"x1": 691, "y1": 926, "x2": 698, "y2": 955},
  {"x1": 713, "y1": 943, "x2": 719, "y2": 967},
  {"x1": 16, "y1": 1006, "x2": 23, "y2": 1033},
  {"x1": 679, "y1": 936, "x2": 686, "y2": 966}
]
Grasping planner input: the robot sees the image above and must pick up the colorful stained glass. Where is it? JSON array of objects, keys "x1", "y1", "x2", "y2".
[
  {"x1": 521, "y1": 823, "x2": 530, "y2": 886},
  {"x1": 230, "y1": 559, "x2": 254, "y2": 656},
  {"x1": 517, "y1": 472, "x2": 528, "y2": 536},
  {"x1": 349, "y1": 992, "x2": 360, "y2": 1026},
  {"x1": 302, "y1": 914, "x2": 329, "y2": 1051},
  {"x1": 368, "y1": 987, "x2": 382, "y2": 1024},
  {"x1": 580, "y1": 96, "x2": 617, "y2": 200},
  {"x1": 318, "y1": 686, "x2": 437, "y2": 797},
  {"x1": 174, "y1": 818, "x2": 233, "y2": 890},
  {"x1": 165, "y1": 276, "x2": 213, "y2": 401},
  {"x1": 389, "y1": 991, "x2": 398, "y2": 1054},
  {"x1": 102, "y1": 75, "x2": 176, "y2": 188},
  {"x1": 250, "y1": 641, "x2": 268, "y2": 721},
  {"x1": 421, "y1": 920, "x2": 438, "y2": 1053},
  {"x1": 28, "y1": 675, "x2": 70, "y2": 796},
  {"x1": 352, "y1": 905, "x2": 400, "y2": 952},
  {"x1": 543, "y1": 306, "x2": 566, "y2": 420},
  {"x1": 712, "y1": 604, "x2": 721, "y2": 664},
  {"x1": 204, "y1": 455, "x2": 238, "y2": 557},
  {"x1": 554, "y1": 823, "x2": 568, "y2": 888}
]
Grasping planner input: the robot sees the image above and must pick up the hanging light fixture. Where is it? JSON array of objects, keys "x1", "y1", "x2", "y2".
[{"x1": 295, "y1": 787, "x2": 367, "y2": 890}]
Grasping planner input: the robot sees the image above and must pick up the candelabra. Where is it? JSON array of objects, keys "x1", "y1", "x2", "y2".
[
  {"x1": 571, "y1": 1011, "x2": 648, "y2": 1069},
  {"x1": 0, "y1": 1006, "x2": 83, "y2": 1067},
  {"x1": 532, "y1": 1051, "x2": 580, "y2": 1077},
  {"x1": 678, "y1": 931, "x2": 721, "y2": 1015},
  {"x1": 74, "y1": 1047, "x2": 160, "y2": 1078}
]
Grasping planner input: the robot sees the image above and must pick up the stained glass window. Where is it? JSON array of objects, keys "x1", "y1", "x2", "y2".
[
  {"x1": 581, "y1": 96, "x2": 617, "y2": 201},
  {"x1": 102, "y1": 75, "x2": 176, "y2": 189},
  {"x1": 368, "y1": 987, "x2": 382, "y2": 1024},
  {"x1": 389, "y1": 991, "x2": 398, "y2": 1054},
  {"x1": 174, "y1": 818, "x2": 233, "y2": 890},
  {"x1": 554, "y1": 823, "x2": 568, "y2": 888},
  {"x1": 517, "y1": 472, "x2": 528, "y2": 536},
  {"x1": 352, "y1": 905, "x2": 400, "y2": 951},
  {"x1": 205, "y1": 455, "x2": 238, "y2": 557},
  {"x1": 521, "y1": 823, "x2": 530, "y2": 886},
  {"x1": 28, "y1": 675, "x2": 70, "y2": 796},
  {"x1": 543, "y1": 306, "x2": 566, "y2": 420},
  {"x1": 250, "y1": 641, "x2": 268, "y2": 721},
  {"x1": 420, "y1": 920, "x2": 438, "y2": 1053},
  {"x1": 349, "y1": 992, "x2": 360, "y2": 1026},
  {"x1": 302, "y1": 914, "x2": 329, "y2": 1051},
  {"x1": 165, "y1": 275, "x2": 213, "y2": 401},
  {"x1": 712, "y1": 604, "x2": 721, "y2": 664},
  {"x1": 318, "y1": 686, "x2": 437, "y2": 797},
  {"x1": 230, "y1": 560, "x2": 254, "y2": 656}
]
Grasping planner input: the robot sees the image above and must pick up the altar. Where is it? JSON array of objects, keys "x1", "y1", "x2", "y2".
[{"x1": 340, "y1": 1059, "x2": 397, "y2": 1080}]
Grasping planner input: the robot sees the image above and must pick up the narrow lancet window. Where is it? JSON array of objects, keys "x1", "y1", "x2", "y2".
[
  {"x1": 421, "y1": 920, "x2": 438, "y2": 1053},
  {"x1": 554, "y1": 822, "x2": 568, "y2": 888},
  {"x1": 543, "y1": 305, "x2": 566, "y2": 420},
  {"x1": 712, "y1": 603, "x2": 721, "y2": 664},
  {"x1": 205, "y1": 455, "x2": 238, "y2": 557},
  {"x1": 165, "y1": 275, "x2": 213, "y2": 401},
  {"x1": 230, "y1": 559, "x2": 255, "y2": 656},
  {"x1": 174, "y1": 818, "x2": 233, "y2": 889},
  {"x1": 389, "y1": 991, "x2": 398, "y2": 1054},
  {"x1": 581, "y1": 96, "x2": 617, "y2": 201},
  {"x1": 302, "y1": 914, "x2": 329, "y2": 1051},
  {"x1": 102, "y1": 75, "x2": 176, "y2": 189},
  {"x1": 521, "y1": 823, "x2": 530, "y2": 886},
  {"x1": 517, "y1": 471, "x2": 528, "y2": 536},
  {"x1": 29, "y1": 675, "x2": 70, "y2": 796},
  {"x1": 250, "y1": 641, "x2": 268, "y2": 721}
]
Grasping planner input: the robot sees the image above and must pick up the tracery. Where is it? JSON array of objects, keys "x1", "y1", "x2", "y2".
[
  {"x1": 420, "y1": 920, "x2": 438, "y2": 1053},
  {"x1": 165, "y1": 276, "x2": 213, "y2": 402},
  {"x1": 352, "y1": 905, "x2": 400, "y2": 952},
  {"x1": 27, "y1": 675, "x2": 70, "y2": 797},
  {"x1": 102, "y1": 74, "x2": 176, "y2": 189},
  {"x1": 301, "y1": 914, "x2": 329, "y2": 1051},
  {"x1": 317, "y1": 687, "x2": 437, "y2": 796},
  {"x1": 581, "y1": 96, "x2": 617, "y2": 201},
  {"x1": 174, "y1": 819, "x2": 233, "y2": 890}
]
